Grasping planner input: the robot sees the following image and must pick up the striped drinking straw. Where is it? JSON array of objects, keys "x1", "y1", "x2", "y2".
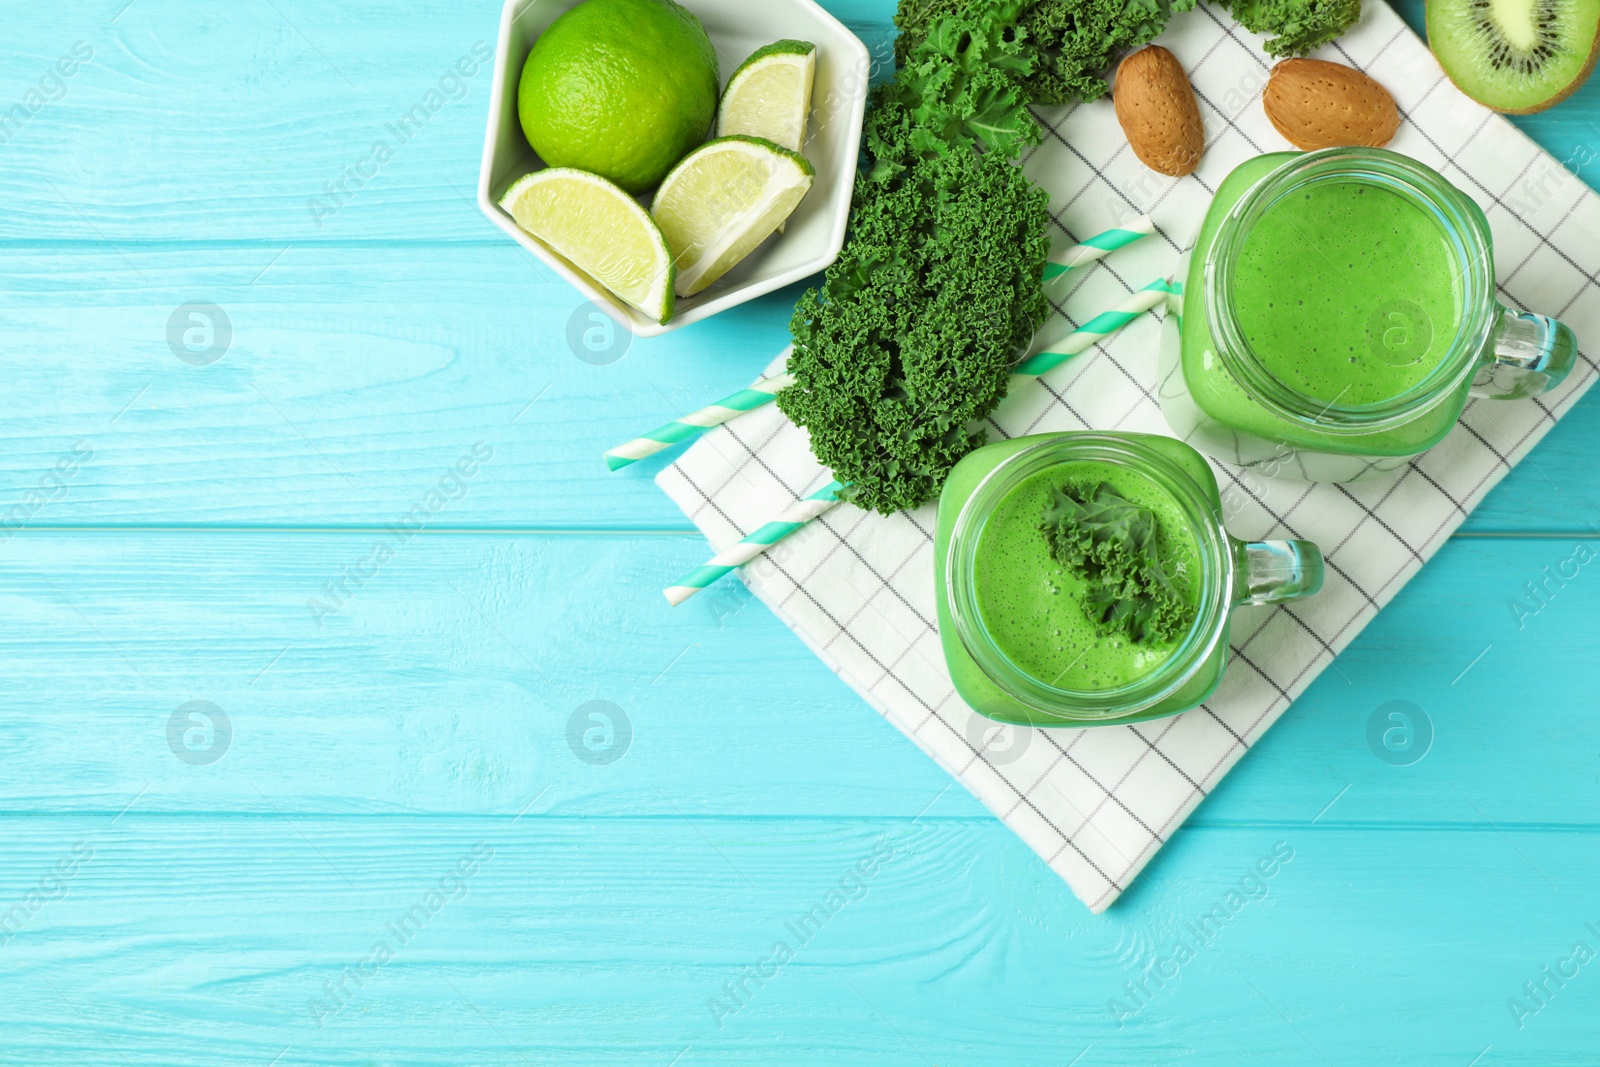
[
  {"x1": 662, "y1": 481, "x2": 846, "y2": 606},
  {"x1": 604, "y1": 372, "x2": 795, "y2": 471},
  {"x1": 1042, "y1": 214, "x2": 1154, "y2": 282}
]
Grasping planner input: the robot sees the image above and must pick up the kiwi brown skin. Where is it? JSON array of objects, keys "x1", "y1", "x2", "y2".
[{"x1": 1427, "y1": 0, "x2": 1600, "y2": 112}]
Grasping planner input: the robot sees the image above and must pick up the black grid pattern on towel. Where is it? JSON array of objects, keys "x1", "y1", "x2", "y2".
[{"x1": 658, "y1": 2, "x2": 1600, "y2": 912}]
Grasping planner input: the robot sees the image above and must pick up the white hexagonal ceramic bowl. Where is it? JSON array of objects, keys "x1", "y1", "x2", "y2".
[{"x1": 478, "y1": 0, "x2": 871, "y2": 337}]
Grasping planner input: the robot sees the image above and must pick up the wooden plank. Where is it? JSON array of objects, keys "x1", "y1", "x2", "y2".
[
  {"x1": 0, "y1": 532, "x2": 1596, "y2": 825},
  {"x1": 0, "y1": 242, "x2": 1596, "y2": 532},
  {"x1": 0, "y1": 530, "x2": 941, "y2": 816},
  {"x1": 0, "y1": 816, "x2": 1594, "y2": 1063},
  {"x1": 0, "y1": 244, "x2": 790, "y2": 529}
]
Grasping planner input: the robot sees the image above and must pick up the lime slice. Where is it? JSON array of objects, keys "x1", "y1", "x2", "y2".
[
  {"x1": 716, "y1": 40, "x2": 817, "y2": 153},
  {"x1": 650, "y1": 136, "x2": 815, "y2": 298},
  {"x1": 499, "y1": 167, "x2": 674, "y2": 324}
]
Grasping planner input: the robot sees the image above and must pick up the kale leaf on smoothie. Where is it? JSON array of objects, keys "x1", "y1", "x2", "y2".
[{"x1": 1041, "y1": 482, "x2": 1196, "y2": 645}]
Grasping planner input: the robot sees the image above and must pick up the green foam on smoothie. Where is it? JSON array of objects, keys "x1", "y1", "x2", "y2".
[
  {"x1": 972, "y1": 460, "x2": 1202, "y2": 692},
  {"x1": 1231, "y1": 180, "x2": 1465, "y2": 407}
]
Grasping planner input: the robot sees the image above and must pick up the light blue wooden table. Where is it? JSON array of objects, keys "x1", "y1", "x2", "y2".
[{"x1": 4, "y1": 1, "x2": 1599, "y2": 1062}]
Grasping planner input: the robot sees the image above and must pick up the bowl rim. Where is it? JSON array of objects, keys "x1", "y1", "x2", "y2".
[{"x1": 475, "y1": 0, "x2": 870, "y2": 338}]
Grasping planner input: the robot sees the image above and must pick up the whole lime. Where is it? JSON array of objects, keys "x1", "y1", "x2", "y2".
[{"x1": 518, "y1": 0, "x2": 720, "y2": 194}]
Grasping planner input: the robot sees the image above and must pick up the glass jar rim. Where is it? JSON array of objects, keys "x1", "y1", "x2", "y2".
[
  {"x1": 944, "y1": 434, "x2": 1233, "y2": 721},
  {"x1": 1204, "y1": 147, "x2": 1495, "y2": 434}
]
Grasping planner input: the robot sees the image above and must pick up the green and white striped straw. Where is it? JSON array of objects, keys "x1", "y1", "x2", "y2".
[
  {"x1": 607, "y1": 217, "x2": 1155, "y2": 471},
  {"x1": 605, "y1": 372, "x2": 795, "y2": 471},
  {"x1": 1042, "y1": 214, "x2": 1154, "y2": 282},
  {"x1": 1012, "y1": 277, "x2": 1179, "y2": 378},
  {"x1": 664, "y1": 276, "x2": 1174, "y2": 606},
  {"x1": 663, "y1": 480, "x2": 846, "y2": 606}
]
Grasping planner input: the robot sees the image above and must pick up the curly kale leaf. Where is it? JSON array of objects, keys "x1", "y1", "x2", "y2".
[
  {"x1": 1041, "y1": 482, "x2": 1195, "y2": 645},
  {"x1": 777, "y1": 1, "x2": 1051, "y2": 516},
  {"x1": 895, "y1": 0, "x2": 1197, "y2": 106},
  {"x1": 781, "y1": 119, "x2": 1051, "y2": 514},
  {"x1": 1215, "y1": 0, "x2": 1363, "y2": 56},
  {"x1": 888, "y1": 0, "x2": 1039, "y2": 156}
]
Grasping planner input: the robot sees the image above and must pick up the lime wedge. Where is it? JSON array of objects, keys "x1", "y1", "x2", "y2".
[
  {"x1": 499, "y1": 167, "x2": 675, "y2": 324},
  {"x1": 650, "y1": 136, "x2": 814, "y2": 298},
  {"x1": 717, "y1": 40, "x2": 817, "y2": 153}
]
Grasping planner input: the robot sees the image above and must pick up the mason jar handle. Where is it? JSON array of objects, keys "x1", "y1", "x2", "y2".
[
  {"x1": 1233, "y1": 539, "x2": 1324, "y2": 607},
  {"x1": 1471, "y1": 306, "x2": 1578, "y2": 400}
]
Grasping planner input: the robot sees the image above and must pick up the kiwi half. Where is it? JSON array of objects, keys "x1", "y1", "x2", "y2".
[{"x1": 1428, "y1": 0, "x2": 1600, "y2": 112}]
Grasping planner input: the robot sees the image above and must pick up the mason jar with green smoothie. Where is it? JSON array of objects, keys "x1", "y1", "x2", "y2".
[
  {"x1": 1158, "y1": 147, "x2": 1578, "y2": 482},
  {"x1": 935, "y1": 432, "x2": 1324, "y2": 727}
]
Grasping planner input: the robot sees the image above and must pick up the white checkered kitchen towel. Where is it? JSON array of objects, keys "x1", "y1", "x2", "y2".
[{"x1": 657, "y1": 0, "x2": 1600, "y2": 912}]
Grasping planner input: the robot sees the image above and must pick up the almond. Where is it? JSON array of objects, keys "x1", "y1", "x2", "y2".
[
  {"x1": 1113, "y1": 46, "x2": 1204, "y2": 177},
  {"x1": 1263, "y1": 59, "x2": 1400, "y2": 151}
]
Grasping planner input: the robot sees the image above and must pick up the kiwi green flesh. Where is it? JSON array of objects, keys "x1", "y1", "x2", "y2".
[{"x1": 1428, "y1": 0, "x2": 1600, "y2": 111}]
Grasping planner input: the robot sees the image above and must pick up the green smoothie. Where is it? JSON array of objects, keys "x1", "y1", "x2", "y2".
[
  {"x1": 1179, "y1": 152, "x2": 1478, "y2": 456},
  {"x1": 939, "y1": 433, "x2": 1324, "y2": 726},
  {"x1": 1233, "y1": 181, "x2": 1463, "y2": 406},
  {"x1": 971, "y1": 460, "x2": 1202, "y2": 692}
]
